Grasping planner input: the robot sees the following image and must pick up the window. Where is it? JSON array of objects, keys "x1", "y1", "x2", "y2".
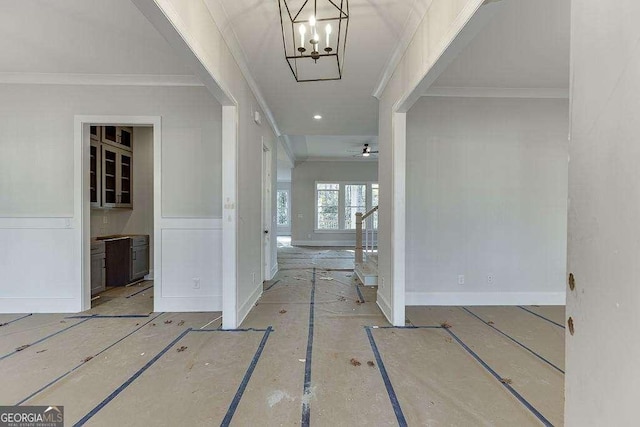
[
  {"x1": 345, "y1": 184, "x2": 367, "y2": 229},
  {"x1": 277, "y1": 190, "x2": 290, "y2": 226},
  {"x1": 316, "y1": 183, "x2": 340, "y2": 229},
  {"x1": 371, "y1": 183, "x2": 379, "y2": 229},
  {"x1": 315, "y1": 182, "x2": 378, "y2": 230}
]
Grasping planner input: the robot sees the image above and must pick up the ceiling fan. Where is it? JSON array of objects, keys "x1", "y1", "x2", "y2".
[
  {"x1": 359, "y1": 143, "x2": 378, "y2": 157},
  {"x1": 348, "y1": 143, "x2": 379, "y2": 157}
]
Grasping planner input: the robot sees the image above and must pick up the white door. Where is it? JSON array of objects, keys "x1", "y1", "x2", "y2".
[{"x1": 262, "y1": 144, "x2": 272, "y2": 281}]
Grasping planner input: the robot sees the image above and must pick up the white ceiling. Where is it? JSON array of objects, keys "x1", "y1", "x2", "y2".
[
  {"x1": 212, "y1": 0, "x2": 427, "y2": 139},
  {"x1": 0, "y1": 0, "x2": 193, "y2": 75},
  {"x1": 432, "y1": 0, "x2": 570, "y2": 89}
]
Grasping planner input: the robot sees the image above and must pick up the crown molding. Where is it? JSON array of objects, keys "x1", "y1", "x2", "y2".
[
  {"x1": 204, "y1": 0, "x2": 282, "y2": 138},
  {"x1": 372, "y1": 0, "x2": 434, "y2": 99},
  {"x1": 424, "y1": 86, "x2": 570, "y2": 99},
  {"x1": 0, "y1": 72, "x2": 203, "y2": 87}
]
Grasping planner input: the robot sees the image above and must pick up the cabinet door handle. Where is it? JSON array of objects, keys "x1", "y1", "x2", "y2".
[{"x1": 133, "y1": 251, "x2": 137, "y2": 260}]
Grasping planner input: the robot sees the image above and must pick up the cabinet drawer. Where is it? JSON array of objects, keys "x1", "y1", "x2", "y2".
[{"x1": 131, "y1": 236, "x2": 149, "y2": 247}]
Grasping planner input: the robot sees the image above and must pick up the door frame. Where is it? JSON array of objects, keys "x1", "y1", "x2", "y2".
[
  {"x1": 262, "y1": 142, "x2": 273, "y2": 281},
  {"x1": 75, "y1": 115, "x2": 161, "y2": 312}
]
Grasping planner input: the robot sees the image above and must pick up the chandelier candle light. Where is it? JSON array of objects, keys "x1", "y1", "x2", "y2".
[{"x1": 278, "y1": 0, "x2": 349, "y2": 82}]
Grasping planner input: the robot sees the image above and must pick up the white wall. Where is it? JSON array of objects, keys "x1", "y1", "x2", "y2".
[
  {"x1": 291, "y1": 161, "x2": 378, "y2": 246},
  {"x1": 377, "y1": 0, "x2": 486, "y2": 323},
  {"x1": 143, "y1": 0, "x2": 279, "y2": 325},
  {"x1": 0, "y1": 84, "x2": 222, "y2": 313},
  {"x1": 566, "y1": 0, "x2": 640, "y2": 424},
  {"x1": 406, "y1": 96, "x2": 568, "y2": 305}
]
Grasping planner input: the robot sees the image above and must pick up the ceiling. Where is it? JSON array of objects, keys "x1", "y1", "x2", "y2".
[
  {"x1": 289, "y1": 135, "x2": 377, "y2": 160},
  {"x1": 0, "y1": 0, "x2": 192, "y2": 75},
  {"x1": 212, "y1": 0, "x2": 428, "y2": 157},
  {"x1": 432, "y1": 0, "x2": 570, "y2": 89}
]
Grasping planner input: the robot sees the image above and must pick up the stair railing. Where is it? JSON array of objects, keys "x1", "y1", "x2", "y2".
[{"x1": 355, "y1": 205, "x2": 378, "y2": 265}]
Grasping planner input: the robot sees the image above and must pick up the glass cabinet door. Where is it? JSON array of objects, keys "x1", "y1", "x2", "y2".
[
  {"x1": 90, "y1": 143, "x2": 100, "y2": 206},
  {"x1": 119, "y1": 152, "x2": 132, "y2": 207},
  {"x1": 102, "y1": 145, "x2": 118, "y2": 207}
]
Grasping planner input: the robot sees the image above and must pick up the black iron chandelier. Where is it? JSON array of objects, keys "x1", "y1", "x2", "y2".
[{"x1": 278, "y1": 0, "x2": 349, "y2": 82}]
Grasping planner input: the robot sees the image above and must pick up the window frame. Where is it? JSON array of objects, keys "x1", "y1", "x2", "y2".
[{"x1": 315, "y1": 181, "x2": 378, "y2": 232}]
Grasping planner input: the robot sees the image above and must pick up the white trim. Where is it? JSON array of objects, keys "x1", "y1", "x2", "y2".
[
  {"x1": 406, "y1": 292, "x2": 567, "y2": 306},
  {"x1": 391, "y1": 112, "x2": 407, "y2": 326},
  {"x1": 237, "y1": 283, "x2": 262, "y2": 328},
  {"x1": 291, "y1": 240, "x2": 356, "y2": 247},
  {"x1": 75, "y1": 115, "x2": 162, "y2": 313},
  {"x1": 0, "y1": 72, "x2": 202, "y2": 87},
  {"x1": 270, "y1": 263, "x2": 279, "y2": 280},
  {"x1": 159, "y1": 218, "x2": 222, "y2": 229},
  {"x1": 424, "y1": 86, "x2": 570, "y2": 99},
  {"x1": 204, "y1": 0, "x2": 282, "y2": 139},
  {"x1": 222, "y1": 106, "x2": 239, "y2": 329},
  {"x1": 376, "y1": 292, "x2": 393, "y2": 324},
  {"x1": 372, "y1": 0, "x2": 434, "y2": 99}
]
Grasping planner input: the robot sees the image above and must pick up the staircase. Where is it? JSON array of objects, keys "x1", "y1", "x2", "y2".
[{"x1": 355, "y1": 206, "x2": 378, "y2": 286}]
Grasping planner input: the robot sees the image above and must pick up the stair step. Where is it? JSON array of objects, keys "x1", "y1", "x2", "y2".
[{"x1": 355, "y1": 261, "x2": 378, "y2": 286}]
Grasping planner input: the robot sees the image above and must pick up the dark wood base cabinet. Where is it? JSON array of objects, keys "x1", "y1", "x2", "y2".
[{"x1": 105, "y1": 238, "x2": 132, "y2": 287}]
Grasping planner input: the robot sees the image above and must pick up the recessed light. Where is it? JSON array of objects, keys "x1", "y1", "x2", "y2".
[{"x1": 313, "y1": 115, "x2": 322, "y2": 120}]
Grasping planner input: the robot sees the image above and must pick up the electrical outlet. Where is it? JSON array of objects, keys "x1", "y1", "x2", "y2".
[
  {"x1": 381, "y1": 277, "x2": 385, "y2": 288},
  {"x1": 252, "y1": 272, "x2": 256, "y2": 284},
  {"x1": 487, "y1": 275, "x2": 494, "y2": 284},
  {"x1": 193, "y1": 278, "x2": 200, "y2": 289},
  {"x1": 458, "y1": 275, "x2": 465, "y2": 285},
  {"x1": 307, "y1": 234, "x2": 311, "y2": 239}
]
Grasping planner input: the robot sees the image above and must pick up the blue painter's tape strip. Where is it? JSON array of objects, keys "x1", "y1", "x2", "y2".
[
  {"x1": 192, "y1": 328, "x2": 270, "y2": 333},
  {"x1": 355, "y1": 284, "x2": 365, "y2": 303},
  {"x1": 0, "y1": 313, "x2": 33, "y2": 327},
  {"x1": 264, "y1": 280, "x2": 281, "y2": 291},
  {"x1": 365, "y1": 327, "x2": 408, "y2": 427},
  {"x1": 445, "y1": 328, "x2": 553, "y2": 427},
  {"x1": 125, "y1": 285, "x2": 154, "y2": 298},
  {"x1": 16, "y1": 313, "x2": 164, "y2": 405},
  {"x1": 461, "y1": 308, "x2": 564, "y2": 374},
  {"x1": 301, "y1": 268, "x2": 316, "y2": 427},
  {"x1": 220, "y1": 326, "x2": 273, "y2": 426},
  {"x1": 373, "y1": 325, "x2": 443, "y2": 330},
  {"x1": 0, "y1": 317, "x2": 93, "y2": 362},
  {"x1": 73, "y1": 328, "x2": 193, "y2": 426},
  {"x1": 66, "y1": 314, "x2": 151, "y2": 319},
  {"x1": 518, "y1": 306, "x2": 565, "y2": 329}
]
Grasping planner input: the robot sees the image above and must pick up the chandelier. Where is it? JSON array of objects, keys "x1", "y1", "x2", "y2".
[{"x1": 277, "y1": 0, "x2": 349, "y2": 82}]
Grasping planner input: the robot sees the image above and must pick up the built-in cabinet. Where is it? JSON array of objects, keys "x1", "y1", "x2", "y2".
[
  {"x1": 90, "y1": 125, "x2": 133, "y2": 209},
  {"x1": 90, "y1": 241, "x2": 106, "y2": 296}
]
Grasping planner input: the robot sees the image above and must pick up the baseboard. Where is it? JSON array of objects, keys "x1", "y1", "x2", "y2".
[
  {"x1": 376, "y1": 292, "x2": 393, "y2": 324},
  {"x1": 144, "y1": 269, "x2": 154, "y2": 280},
  {"x1": 405, "y1": 291, "x2": 566, "y2": 306},
  {"x1": 237, "y1": 284, "x2": 262, "y2": 326},
  {"x1": 270, "y1": 263, "x2": 278, "y2": 280},
  {"x1": 291, "y1": 240, "x2": 355, "y2": 247},
  {"x1": 0, "y1": 298, "x2": 80, "y2": 313},
  {"x1": 154, "y1": 295, "x2": 222, "y2": 312}
]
